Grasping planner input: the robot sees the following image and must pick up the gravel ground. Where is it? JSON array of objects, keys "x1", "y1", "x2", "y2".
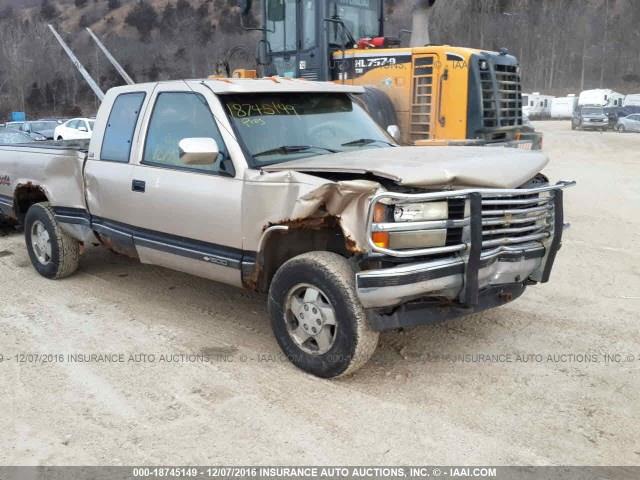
[{"x1": 0, "y1": 121, "x2": 638, "y2": 465}]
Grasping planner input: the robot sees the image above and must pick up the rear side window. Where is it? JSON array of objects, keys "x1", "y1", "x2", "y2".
[{"x1": 101, "y1": 92, "x2": 146, "y2": 163}]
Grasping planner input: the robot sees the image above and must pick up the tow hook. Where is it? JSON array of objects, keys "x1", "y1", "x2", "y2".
[{"x1": 498, "y1": 290, "x2": 513, "y2": 302}]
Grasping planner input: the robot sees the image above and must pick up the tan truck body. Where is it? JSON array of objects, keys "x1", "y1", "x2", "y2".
[{"x1": 0, "y1": 78, "x2": 574, "y2": 377}]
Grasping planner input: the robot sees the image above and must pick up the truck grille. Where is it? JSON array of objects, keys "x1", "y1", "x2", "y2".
[
  {"x1": 299, "y1": 70, "x2": 319, "y2": 81},
  {"x1": 481, "y1": 62, "x2": 523, "y2": 129},
  {"x1": 480, "y1": 191, "x2": 552, "y2": 250}
]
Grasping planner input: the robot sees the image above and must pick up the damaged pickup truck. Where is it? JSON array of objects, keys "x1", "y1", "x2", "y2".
[{"x1": 0, "y1": 79, "x2": 574, "y2": 378}]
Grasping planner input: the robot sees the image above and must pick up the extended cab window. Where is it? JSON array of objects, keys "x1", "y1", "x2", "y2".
[
  {"x1": 101, "y1": 92, "x2": 146, "y2": 162},
  {"x1": 142, "y1": 92, "x2": 228, "y2": 173}
]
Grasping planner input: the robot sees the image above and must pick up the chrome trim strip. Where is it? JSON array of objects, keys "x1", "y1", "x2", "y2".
[
  {"x1": 483, "y1": 224, "x2": 547, "y2": 236},
  {"x1": 367, "y1": 243, "x2": 468, "y2": 258},
  {"x1": 482, "y1": 213, "x2": 551, "y2": 226},
  {"x1": 480, "y1": 243, "x2": 545, "y2": 260},
  {"x1": 482, "y1": 197, "x2": 550, "y2": 206},
  {"x1": 370, "y1": 181, "x2": 576, "y2": 204},
  {"x1": 482, "y1": 232, "x2": 549, "y2": 248},
  {"x1": 372, "y1": 218, "x2": 469, "y2": 233},
  {"x1": 481, "y1": 204, "x2": 552, "y2": 216}
]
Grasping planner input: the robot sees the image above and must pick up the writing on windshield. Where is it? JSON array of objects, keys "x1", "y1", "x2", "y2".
[
  {"x1": 222, "y1": 92, "x2": 393, "y2": 166},
  {"x1": 226, "y1": 102, "x2": 299, "y2": 119}
]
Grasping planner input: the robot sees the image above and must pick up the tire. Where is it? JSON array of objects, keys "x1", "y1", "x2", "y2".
[
  {"x1": 618, "y1": 125, "x2": 625, "y2": 133},
  {"x1": 268, "y1": 252, "x2": 379, "y2": 378},
  {"x1": 57, "y1": 136, "x2": 63, "y2": 141},
  {"x1": 24, "y1": 202, "x2": 80, "y2": 279}
]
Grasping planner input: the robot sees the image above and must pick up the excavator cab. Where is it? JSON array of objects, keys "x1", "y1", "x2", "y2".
[{"x1": 261, "y1": 0, "x2": 383, "y2": 81}]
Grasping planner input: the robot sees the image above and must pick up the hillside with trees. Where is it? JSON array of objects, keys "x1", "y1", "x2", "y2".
[{"x1": 1, "y1": 0, "x2": 639, "y2": 119}]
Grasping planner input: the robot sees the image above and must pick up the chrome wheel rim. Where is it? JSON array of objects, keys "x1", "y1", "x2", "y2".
[
  {"x1": 284, "y1": 283, "x2": 337, "y2": 355},
  {"x1": 31, "y1": 220, "x2": 52, "y2": 265}
]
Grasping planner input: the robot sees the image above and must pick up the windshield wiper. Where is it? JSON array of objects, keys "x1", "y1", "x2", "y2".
[
  {"x1": 253, "y1": 145, "x2": 340, "y2": 158},
  {"x1": 341, "y1": 138, "x2": 395, "y2": 147}
]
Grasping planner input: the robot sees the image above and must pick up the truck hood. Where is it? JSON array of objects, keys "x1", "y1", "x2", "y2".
[{"x1": 261, "y1": 146, "x2": 549, "y2": 189}]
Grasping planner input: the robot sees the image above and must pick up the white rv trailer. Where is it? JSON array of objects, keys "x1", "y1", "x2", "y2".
[
  {"x1": 522, "y1": 92, "x2": 554, "y2": 119},
  {"x1": 550, "y1": 95, "x2": 578, "y2": 119},
  {"x1": 623, "y1": 94, "x2": 640, "y2": 107},
  {"x1": 578, "y1": 89, "x2": 624, "y2": 107}
]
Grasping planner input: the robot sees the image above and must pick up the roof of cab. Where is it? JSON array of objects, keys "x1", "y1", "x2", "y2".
[{"x1": 197, "y1": 77, "x2": 365, "y2": 95}]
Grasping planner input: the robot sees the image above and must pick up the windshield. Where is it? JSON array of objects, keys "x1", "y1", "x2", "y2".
[
  {"x1": 88, "y1": 120, "x2": 95, "y2": 130},
  {"x1": 330, "y1": 0, "x2": 381, "y2": 42},
  {"x1": 583, "y1": 107, "x2": 604, "y2": 115},
  {"x1": 266, "y1": 0, "x2": 381, "y2": 52},
  {"x1": 222, "y1": 92, "x2": 394, "y2": 166}
]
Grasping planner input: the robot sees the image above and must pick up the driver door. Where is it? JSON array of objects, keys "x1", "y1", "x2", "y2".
[{"x1": 126, "y1": 82, "x2": 244, "y2": 286}]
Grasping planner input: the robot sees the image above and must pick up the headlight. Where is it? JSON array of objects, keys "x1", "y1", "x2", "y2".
[{"x1": 393, "y1": 201, "x2": 448, "y2": 222}]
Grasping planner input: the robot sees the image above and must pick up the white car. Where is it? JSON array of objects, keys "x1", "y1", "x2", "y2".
[{"x1": 54, "y1": 118, "x2": 95, "y2": 140}]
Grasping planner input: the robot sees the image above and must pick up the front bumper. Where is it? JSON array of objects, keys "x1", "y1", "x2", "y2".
[
  {"x1": 356, "y1": 181, "x2": 575, "y2": 330},
  {"x1": 582, "y1": 119, "x2": 608, "y2": 127},
  {"x1": 357, "y1": 242, "x2": 545, "y2": 309}
]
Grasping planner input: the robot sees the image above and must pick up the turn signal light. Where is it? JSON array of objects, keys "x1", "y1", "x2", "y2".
[
  {"x1": 372, "y1": 232, "x2": 390, "y2": 249},
  {"x1": 373, "y1": 203, "x2": 387, "y2": 223}
]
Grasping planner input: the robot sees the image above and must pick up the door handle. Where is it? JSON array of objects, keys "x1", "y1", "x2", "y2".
[{"x1": 132, "y1": 179, "x2": 146, "y2": 193}]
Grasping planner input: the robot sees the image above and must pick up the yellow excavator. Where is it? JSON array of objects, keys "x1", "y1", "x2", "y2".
[{"x1": 237, "y1": 0, "x2": 541, "y2": 149}]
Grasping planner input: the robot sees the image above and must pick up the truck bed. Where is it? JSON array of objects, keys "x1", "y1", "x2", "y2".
[{"x1": 0, "y1": 140, "x2": 89, "y2": 221}]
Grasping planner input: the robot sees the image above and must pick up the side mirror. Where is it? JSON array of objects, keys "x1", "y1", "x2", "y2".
[
  {"x1": 257, "y1": 39, "x2": 272, "y2": 66},
  {"x1": 386, "y1": 125, "x2": 401, "y2": 142},
  {"x1": 179, "y1": 138, "x2": 219, "y2": 166}
]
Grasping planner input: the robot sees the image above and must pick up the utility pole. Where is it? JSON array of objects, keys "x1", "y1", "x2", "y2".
[
  {"x1": 86, "y1": 28, "x2": 135, "y2": 85},
  {"x1": 410, "y1": 0, "x2": 437, "y2": 47},
  {"x1": 600, "y1": 0, "x2": 609, "y2": 88}
]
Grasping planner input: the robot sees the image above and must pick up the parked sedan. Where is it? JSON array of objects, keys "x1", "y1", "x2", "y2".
[
  {"x1": 20, "y1": 120, "x2": 61, "y2": 140},
  {"x1": 616, "y1": 114, "x2": 640, "y2": 133},
  {"x1": 5, "y1": 121, "x2": 25, "y2": 131},
  {"x1": 53, "y1": 118, "x2": 95, "y2": 140},
  {"x1": 0, "y1": 129, "x2": 38, "y2": 144}
]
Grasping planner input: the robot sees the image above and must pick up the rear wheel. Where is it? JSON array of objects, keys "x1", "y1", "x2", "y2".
[
  {"x1": 268, "y1": 252, "x2": 379, "y2": 378},
  {"x1": 25, "y1": 203, "x2": 80, "y2": 279}
]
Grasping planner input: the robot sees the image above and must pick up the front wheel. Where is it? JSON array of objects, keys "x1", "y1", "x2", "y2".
[
  {"x1": 25, "y1": 202, "x2": 80, "y2": 279},
  {"x1": 268, "y1": 252, "x2": 379, "y2": 378},
  {"x1": 617, "y1": 125, "x2": 626, "y2": 133}
]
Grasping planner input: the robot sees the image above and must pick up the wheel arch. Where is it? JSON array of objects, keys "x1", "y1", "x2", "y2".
[
  {"x1": 243, "y1": 216, "x2": 360, "y2": 292},
  {"x1": 13, "y1": 183, "x2": 50, "y2": 223}
]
